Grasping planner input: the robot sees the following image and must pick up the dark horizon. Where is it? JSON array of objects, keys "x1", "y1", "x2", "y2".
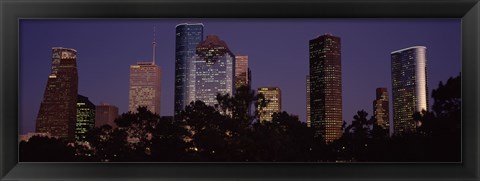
[{"x1": 20, "y1": 19, "x2": 461, "y2": 135}]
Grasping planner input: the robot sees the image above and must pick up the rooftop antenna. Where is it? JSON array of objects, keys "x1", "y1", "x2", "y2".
[{"x1": 152, "y1": 26, "x2": 156, "y2": 65}]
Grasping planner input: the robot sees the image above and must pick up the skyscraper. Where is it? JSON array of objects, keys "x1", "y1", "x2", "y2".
[
  {"x1": 235, "y1": 55, "x2": 249, "y2": 88},
  {"x1": 174, "y1": 23, "x2": 204, "y2": 115},
  {"x1": 187, "y1": 35, "x2": 235, "y2": 107},
  {"x1": 76, "y1": 95, "x2": 95, "y2": 142},
  {"x1": 391, "y1": 46, "x2": 429, "y2": 134},
  {"x1": 35, "y1": 47, "x2": 78, "y2": 141},
  {"x1": 95, "y1": 103, "x2": 119, "y2": 128},
  {"x1": 373, "y1": 88, "x2": 389, "y2": 130},
  {"x1": 257, "y1": 87, "x2": 282, "y2": 122},
  {"x1": 128, "y1": 28, "x2": 161, "y2": 115},
  {"x1": 309, "y1": 34, "x2": 342, "y2": 143},
  {"x1": 306, "y1": 75, "x2": 311, "y2": 127}
]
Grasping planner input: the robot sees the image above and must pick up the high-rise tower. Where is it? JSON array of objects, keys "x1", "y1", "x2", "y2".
[
  {"x1": 75, "y1": 95, "x2": 95, "y2": 142},
  {"x1": 373, "y1": 87, "x2": 389, "y2": 130},
  {"x1": 235, "y1": 55, "x2": 249, "y2": 89},
  {"x1": 187, "y1": 35, "x2": 235, "y2": 107},
  {"x1": 257, "y1": 87, "x2": 282, "y2": 122},
  {"x1": 35, "y1": 47, "x2": 78, "y2": 141},
  {"x1": 309, "y1": 34, "x2": 342, "y2": 143},
  {"x1": 306, "y1": 75, "x2": 311, "y2": 127},
  {"x1": 128, "y1": 28, "x2": 161, "y2": 115},
  {"x1": 174, "y1": 23, "x2": 204, "y2": 115},
  {"x1": 391, "y1": 46, "x2": 428, "y2": 134}
]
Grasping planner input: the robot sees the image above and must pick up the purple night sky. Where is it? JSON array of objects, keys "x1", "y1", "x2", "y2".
[{"x1": 19, "y1": 19, "x2": 461, "y2": 135}]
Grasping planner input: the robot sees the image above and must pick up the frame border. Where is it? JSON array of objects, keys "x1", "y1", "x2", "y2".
[{"x1": 1, "y1": 0, "x2": 479, "y2": 180}]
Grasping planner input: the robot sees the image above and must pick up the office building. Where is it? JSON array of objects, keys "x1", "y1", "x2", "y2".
[
  {"x1": 309, "y1": 34, "x2": 342, "y2": 143},
  {"x1": 187, "y1": 35, "x2": 235, "y2": 107},
  {"x1": 373, "y1": 88, "x2": 389, "y2": 130},
  {"x1": 257, "y1": 87, "x2": 282, "y2": 122},
  {"x1": 76, "y1": 95, "x2": 95, "y2": 142},
  {"x1": 391, "y1": 46, "x2": 429, "y2": 134},
  {"x1": 306, "y1": 75, "x2": 311, "y2": 127},
  {"x1": 95, "y1": 103, "x2": 119, "y2": 128},
  {"x1": 235, "y1": 55, "x2": 249, "y2": 88},
  {"x1": 174, "y1": 23, "x2": 204, "y2": 115},
  {"x1": 128, "y1": 28, "x2": 161, "y2": 115},
  {"x1": 35, "y1": 47, "x2": 78, "y2": 141}
]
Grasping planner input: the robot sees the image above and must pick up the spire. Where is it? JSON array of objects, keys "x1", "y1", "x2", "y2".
[{"x1": 152, "y1": 26, "x2": 156, "y2": 65}]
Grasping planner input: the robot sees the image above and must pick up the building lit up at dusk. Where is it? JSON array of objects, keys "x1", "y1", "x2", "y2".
[
  {"x1": 75, "y1": 95, "x2": 95, "y2": 142},
  {"x1": 306, "y1": 75, "x2": 311, "y2": 127},
  {"x1": 373, "y1": 87, "x2": 389, "y2": 130},
  {"x1": 187, "y1": 35, "x2": 235, "y2": 107},
  {"x1": 235, "y1": 54, "x2": 249, "y2": 88},
  {"x1": 95, "y1": 103, "x2": 119, "y2": 128},
  {"x1": 35, "y1": 47, "x2": 78, "y2": 141},
  {"x1": 257, "y1": 87, "x2": 282, "y2": 122},
  {"x1": 128, "y1": 61, "x2": 161, "y2": 115},
  {"x1": 128, "y1": 28, "x2": 161, "y2": 115},
  {"x1": 391, "y1": 46, "x2": 429, "y2": 134},
  {"x1": 309, "y1": 34, "x2": 343, "y2": 143},
  {"x1": 174, "y1": 23, "x2": 204, "y2": 115}
]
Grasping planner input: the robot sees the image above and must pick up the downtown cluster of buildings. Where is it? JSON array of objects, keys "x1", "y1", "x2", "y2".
[{"x1": 24, "y1": 23, "x2": 429, "y2": 145}]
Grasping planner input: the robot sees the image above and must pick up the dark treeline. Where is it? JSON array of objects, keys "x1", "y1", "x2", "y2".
[{"x1": 20, "y1": 74, "x2": 461, "y2": 162}]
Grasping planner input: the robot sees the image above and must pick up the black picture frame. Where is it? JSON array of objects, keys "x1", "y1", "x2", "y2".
[{"x1": 1, "y1": 0, "x2": 479, "y2": 180}]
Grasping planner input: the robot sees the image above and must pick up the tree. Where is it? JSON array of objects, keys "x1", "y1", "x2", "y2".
[{"x1": 19, "y1": 135, "x2": 75, "y2": 162}]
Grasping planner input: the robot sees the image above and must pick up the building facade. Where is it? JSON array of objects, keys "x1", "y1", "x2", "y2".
[
  {"x1": 309, "y1": 34, "x2": 342, "y2": 143},
  {"x1": 35, "y1": 47, "x2": 78, "y2": 141},
  {"x1": 391, "y1": 46, "x2": 429, "y2": 134},
  {"x1": 187, "y1": 35, "x2": 235, "y2": 107},
  {"x1": 128, "y1": 62, "x2": 161, "y2": 115},
  {"x1": 373, "y1": 87, "x2": 389, "y2": 130},
  {"x1": 95, "y1": 103, "x2": 119, "y2": 128},
  {"x1": 76, "y1": 95, "x2": 96, "y2": 142},
  {"x1": 174, "y1": 23, "x2": 204, "y2": 115},
  {"x1": 235, "y1": 55, "x2": 249, "y2": 88},
  {"x1": 257, "y1": 87, "x2": 282, "y2": 122},
  {"x1": 306, "y1": 75, "x2": 311, "y2": 127}
]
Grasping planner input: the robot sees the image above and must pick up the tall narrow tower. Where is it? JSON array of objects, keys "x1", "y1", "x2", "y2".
[
  {"x1": 373, "y1": 87, "x2": 389, "y2": 130},
  {"x1": 309, "y1": 34, "x2": 342, "y2": 143},
  {"x1": 174, "y1": 23, "x2": 204, "y2": 115},
  {"x1": 391, "y1": 46, "x2": 428, "y2": 134},
  {"x1": 128, "y1": 27, "x2": 161, "y2": 115},
  {"x1": 36, "y1": 47, "x2": 78, "y2": 141}
]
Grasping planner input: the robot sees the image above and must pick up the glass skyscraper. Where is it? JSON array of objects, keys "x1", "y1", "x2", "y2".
[
  {"x1": 391, "y1": 46, "x2": 429, "y2": 134},
  {"x1": 76, "y1": 95, "x2": 95, "y2": 142},
  {"x1": 36, "y1": 47, "x2": 78, "y2": 141},
  {"x1": 174, "y1": 23, "x2": 204, "y2": 115},
  {"x1": 309, "y1": 34, "x2": 342, "y2": 143},
  {"x1": 187, "y1": 35, "x2": 235, "y2": 107}
]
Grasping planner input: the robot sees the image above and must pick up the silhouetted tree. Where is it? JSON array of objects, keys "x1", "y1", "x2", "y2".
[{"x1": 19, "y1": 135, "x2": 75, "y2": 162}]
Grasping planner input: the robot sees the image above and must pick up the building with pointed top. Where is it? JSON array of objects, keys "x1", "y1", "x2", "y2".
[
  {"x1": 187, "y1": 35, "x2": 235, "y2": 107},
  {"x1": 128, "y1": 28, "x2": 161, "y2": 115}
]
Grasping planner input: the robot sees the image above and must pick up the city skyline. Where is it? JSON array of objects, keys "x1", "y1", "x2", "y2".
[{"x1": 20, "y1": 19, "x2": 461, "y2": 135}]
